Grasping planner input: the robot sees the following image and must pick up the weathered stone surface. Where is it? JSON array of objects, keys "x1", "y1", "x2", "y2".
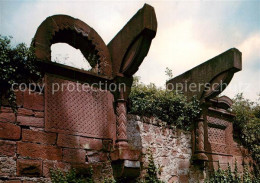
[
  {"x1": 79, "y1": 137, "x2": 103, "y2": 150},
  {"x1": 86, "y1": 152, "x2": 108, "y2": 163},
  {"x1": 179, "y1": 175, "x2": 189, "y2": 182},
  {"x1": 17, "y1": 116, "x2": 44, "y2": 127},
  {"x1": 42, "y1": 161, "x2": 71, "y2": 177},
  {"x1": 62, "y1": 148, "x2": 86, "y2": 163},
  {"x1": 0, "y1": 157, "x2": 16, "y2": 177},
  {"x1": 33, "y1": 14, "x2": 112, "y2": 77},
  {"x1": 17, "y1": 159, "x2": 42, "y2": 177},
  {"x1": 0, "y1": 112, "x2": 16, "y2": 123},
  {"x1": 34, "y1": 112, "x2": 44, "y2": 118},
  {"x1": 0, "y1": 122, "x2": 21, "y2": 140},
  {"x1": 108, "y1": 4, "x2": 157, "y2": 77},
  {"x1": 167, "y1": 48, "x2": 242, "y2": 100},
  {"x1": 22, "y1": 129, "x2": 56, "y2": 145},
  {"x1": 57, "y1": 134, "x2": 103, "y2": 150},
  {"x1": 127, "y1": 114, "x2": 195, "y2": 182},
  {"x1": 17, "y1": 108, "x2": 34, "y2": 116},
  {"x1": 0, "y1": 107, "x2": 13, "y2": 113},
  {"x1": 0, "y1": 140, "x2": 16, "y2": 156},
  {"x1": 17, "y1": 142, "x2": 62, "y2": 160},
  {"x1": 23, "y1": 91, "x2": 44, "y2": 111}
]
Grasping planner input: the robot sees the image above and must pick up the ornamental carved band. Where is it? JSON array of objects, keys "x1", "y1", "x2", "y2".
[
  {"x1": 196, "y1": 119, "x2": 205, "y2": 152},
  {"x1": 116, "y1": 100, "x2": 127, "y2": 142}
]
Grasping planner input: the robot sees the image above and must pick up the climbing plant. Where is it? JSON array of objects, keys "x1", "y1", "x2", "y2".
[
  {"x1": 207, "y1": 162, "x2": 259, "y2": 183},
  {"x1": 232, "y1": 93, "x2": 260, "y2": 175},
  {"x1": 138, "y1": 148, "x2": 165, "y2": 183},
  {"x1": 128, "y1": 76, "x2": 201, "y2": 130},
  {"x1": 50, "y1": 168, "x2": 94, "y2": 183},
  {"x1": 0, "y1": 35, "x2": 41, "y2": 112}
]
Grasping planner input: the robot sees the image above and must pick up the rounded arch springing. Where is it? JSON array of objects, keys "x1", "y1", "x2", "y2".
[{"x1": 32, "y1": 14, "x2": 112, "y2": 77}]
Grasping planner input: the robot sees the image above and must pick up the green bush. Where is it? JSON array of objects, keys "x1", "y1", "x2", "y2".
[
  {"x1": 0, "y1": 35, "x2": 41, "y2": 111},
  {"x1": 232, "y1": 94, "x2": 260, "y2": 168},
  {"x1": 50, "y1": 168, "x2": 94, "y2": 183},
  {"x1": 128, "y1": 77, "x2": 201, "y2": 130}
]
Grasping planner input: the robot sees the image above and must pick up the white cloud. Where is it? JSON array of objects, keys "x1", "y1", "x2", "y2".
[
  {"x1": 221, "y1": 33, "x2": 260, "y2": 100},
  {"x1": 0, "y1": 0, "x2": 259, "y2": 101}
]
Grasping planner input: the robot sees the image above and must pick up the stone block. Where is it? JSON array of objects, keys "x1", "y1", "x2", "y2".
[
  {"x1": 62, "y1": 148, "x2": 86, "y2": 163},
  {"x1": 0, "y1": 112, "x2": 16, "y2": 123},
  {"x1": 17, "y1": 142, "x2": 62, "y2": 160},
  {"x1": 23, "y1": 91, "x2": 44, "y2": 111},
  {"x1": 57, "y1": 134, "x2": 103, "y2": 150},
  {"x1": 0, "y1": 140, "x2": 16, "y2": 156},
  {"x1": 17, "y1": 159, "x2": 42, "y2": 177},
  {"x1": 17, "y1": 108, "x2": 34, "y2": 116},
  {"x1": 22, "y1": 129, "x2": 56, "y2": 145},
  {"x1": 0, "y1": 122, "x2": 21, "y2": 140},
  {"x1": 17, "y1": 116, "x2": 44, "y2": 127}
]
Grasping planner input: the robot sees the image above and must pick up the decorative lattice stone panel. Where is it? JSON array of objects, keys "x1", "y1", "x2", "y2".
[
  {"x1": 45, "y1": 74, "x2": 116, "y2": 139},
  {"x1": 206, "y1": 114, "x2": 232, "y2": 155}
]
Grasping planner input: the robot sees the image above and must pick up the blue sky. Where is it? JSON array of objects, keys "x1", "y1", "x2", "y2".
[{"x1": 0, "y1": 0, "x2": 259, "y2": 100}]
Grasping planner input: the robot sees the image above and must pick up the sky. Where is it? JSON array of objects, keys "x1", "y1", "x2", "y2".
[{"x1": 0, "y1": 0, "x2": 259, "y2": 101}]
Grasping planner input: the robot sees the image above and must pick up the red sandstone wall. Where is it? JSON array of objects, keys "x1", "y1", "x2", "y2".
[
  {"x1": 0, "y1": 90, "x2": 113, "y2": 183},
  {"x1": 0, "y1": 91, "x2": 256, "y2": 183}
]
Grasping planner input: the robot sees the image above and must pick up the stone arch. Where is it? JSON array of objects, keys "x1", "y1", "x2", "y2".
[{"x1": 32, "y1": 15, "x2": 112, "y2": 77}]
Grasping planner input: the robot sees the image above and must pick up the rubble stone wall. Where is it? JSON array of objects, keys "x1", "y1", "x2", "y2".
[{"x1": 127, "y1": 114, "x2": 254, "y2": 183}]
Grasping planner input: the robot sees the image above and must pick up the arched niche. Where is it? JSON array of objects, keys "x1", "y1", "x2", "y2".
[{"x1": 32, "y1": 15, "x2": 112, "y2": 78}]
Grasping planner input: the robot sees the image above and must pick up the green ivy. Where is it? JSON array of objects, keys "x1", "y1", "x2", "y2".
[
  {"x1": 0, "y1": 35, "x2": 41, "y2": 112},
  {"x1": 139, "y1": 149, "x2": 165, "y2": 183},
  {"x1": 50, "y1": 168, "x2": 94, "y2": 183},
  {"x1": 207, "y1": 162, "x2": 259, "y2": 183},
  {"x1": 232, "y1": 93, "x2": 260, "y2": 174},
  {"x1": 128, "y1": 77, "x2": 201, "y2": 130}
]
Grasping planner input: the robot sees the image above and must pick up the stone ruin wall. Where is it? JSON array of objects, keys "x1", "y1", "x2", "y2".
[
  {"x1": 0, "y1": 90, "x2": 114, "y2": 183},
  {"x1": 127, "y1": 115, "x2": 255, "y2": 183},
  {"x1": 0, "y1": 3, "x2": 255, "y2": 183},
  {"x1": 0, "y1": 90, "x2": 255, "y2": 183}
]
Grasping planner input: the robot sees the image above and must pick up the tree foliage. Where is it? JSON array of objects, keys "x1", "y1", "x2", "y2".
[
  {"x1": 128, "y1": 77, "x2": 201, "y2": 130},
  {"x1": 232, "y1": 93, "x2": 260, "y2": 167},
  {"x1": 0, "y1": 35, "x2": 41, "y2": 111}
]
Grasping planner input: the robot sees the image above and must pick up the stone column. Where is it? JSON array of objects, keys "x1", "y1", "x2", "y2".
[
  {"x1": 116, "y1": 87, "x2": 128, "y2": 145},
  {"x1": 116, "y1": 99, "x2": 128, "y2": 143},
  {"x1": 194, "y1": 102, "x2": 208, "y2": 161}
]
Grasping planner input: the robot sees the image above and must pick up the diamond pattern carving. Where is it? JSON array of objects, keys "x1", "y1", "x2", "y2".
[
  {"x1": 45, "y1": 74, "x2": 116, "y2": 139},
  {"x1": 208, "y1": 127, "x2": 226, "y2": 144},
  {"x1": 206, "y1": 113, "x2": 232, "y2": 155}
]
